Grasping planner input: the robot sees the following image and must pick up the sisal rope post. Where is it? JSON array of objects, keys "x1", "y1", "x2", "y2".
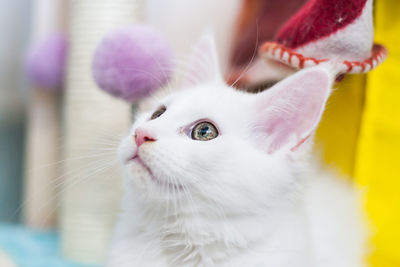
[{"x1": 61, "y1": 0, "x2": 142, "y2": 264}]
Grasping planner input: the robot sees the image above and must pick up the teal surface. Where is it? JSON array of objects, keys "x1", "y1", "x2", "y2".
[
  {"x1": 0, "y1": 124, "x2": 25, "y2": 223},
  {"x1": 0, "y1": 224, "x2": 100, "y2": 267}
]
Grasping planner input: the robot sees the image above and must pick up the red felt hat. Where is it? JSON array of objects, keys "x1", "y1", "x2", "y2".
[{"x1": 228, "y1": 0, "x2": 387, "y2": 87}]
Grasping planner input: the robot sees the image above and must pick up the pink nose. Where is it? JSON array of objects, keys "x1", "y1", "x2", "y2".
[{"x1": 134, "y1": 128, "x2": 156, "y2": 148}]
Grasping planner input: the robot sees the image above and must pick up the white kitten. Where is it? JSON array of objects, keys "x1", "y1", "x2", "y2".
[{"x1": 107, "y1": 36, "x2": 367, "y2": 267}]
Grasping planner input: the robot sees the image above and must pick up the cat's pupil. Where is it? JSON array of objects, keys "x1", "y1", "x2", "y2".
[{"x1": 200, "y1": 126, "x2": 209, "y2": 136}]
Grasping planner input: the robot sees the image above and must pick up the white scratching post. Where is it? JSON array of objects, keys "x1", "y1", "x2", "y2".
[{"x1": 61, "y1": 0, "x2": 142, "y2": 264}]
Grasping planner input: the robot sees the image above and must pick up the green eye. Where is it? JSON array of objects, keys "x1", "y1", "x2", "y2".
[
  {"x1": 150, "y1": 106, "x2": 166, "y2": 120},
  {"x1": 191, "y1": 122, "x2": 218, "y2": 141}
]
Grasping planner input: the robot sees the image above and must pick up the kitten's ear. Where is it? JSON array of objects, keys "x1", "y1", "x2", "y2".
[
  {"x1": 253, "y1": 67, "x2": 333, "y2": 153},
  {"x1": 181, "y1": 34, "x2": 222, "y2": 87}
]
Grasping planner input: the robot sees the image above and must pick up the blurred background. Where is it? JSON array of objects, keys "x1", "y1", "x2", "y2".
[
  {"x1": 0, "y1": 0, "x2": 399, "y2": 267},
  {"x1": 0, "y1": 0, "x2": 31, "y2": 223}
]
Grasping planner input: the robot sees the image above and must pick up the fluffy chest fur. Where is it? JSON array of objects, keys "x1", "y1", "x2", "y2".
[{"x1": 108, "y1": 170, "x2": 364, "y2": 267}]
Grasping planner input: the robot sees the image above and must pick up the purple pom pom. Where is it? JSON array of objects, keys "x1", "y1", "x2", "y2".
[
  {"x1": 92, "y1": 25, "x2": 173, "y2": 101},
  {"x1": 25, "y1": 33, "x2": 68, "y2": 90}
]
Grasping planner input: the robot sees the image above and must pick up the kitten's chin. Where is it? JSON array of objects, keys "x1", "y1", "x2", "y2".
[{"x1": 126, "y1": 157, "x2": 184, "y2": 195}]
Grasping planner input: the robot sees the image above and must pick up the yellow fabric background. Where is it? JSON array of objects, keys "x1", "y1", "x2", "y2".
[
  {"x1": 354, "y1": 0, "x2": 400, "y2": 266},
  {"x1": 315, "y1": 75, "x2": 365, "y2": 176},
  {"x1": 316, "y1": 0, "x2": 400, "y2": 266}
]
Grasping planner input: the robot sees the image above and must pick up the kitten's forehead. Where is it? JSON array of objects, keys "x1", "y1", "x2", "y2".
[{"x1": 161, "y1": 83, "x2": 248, "y2": 121}]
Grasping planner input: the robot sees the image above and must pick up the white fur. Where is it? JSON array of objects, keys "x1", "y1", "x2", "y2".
[{"x1": 107, "y1": 38, "x2": 367, "y2": 267}]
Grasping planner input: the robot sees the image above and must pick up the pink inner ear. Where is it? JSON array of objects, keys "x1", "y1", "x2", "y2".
[
  {"x1": 256, "y1": 69, "x2": 331, "y2": 153},
  {"x1": 181, "y1": 35, "x2": 221, "y2": 88}
]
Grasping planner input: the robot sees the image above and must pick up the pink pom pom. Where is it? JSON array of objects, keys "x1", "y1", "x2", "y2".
[
  {"x1": 25, "y1": 33, "x2": 68, "y2": 90},
  {"x1": 92, "y1": 25, "x2": 173, "y2": 101}
]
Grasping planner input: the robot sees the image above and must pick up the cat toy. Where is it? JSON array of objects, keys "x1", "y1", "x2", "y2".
[
  {"x1": 24, "y1": 0, "x2": 67, "y2": 229},
  {"x1": 92, "y1": 25, "x2": 173, "y2": 102},
  {"x1": 26, "y1": 33, "x2": 67, "y2": 90}
]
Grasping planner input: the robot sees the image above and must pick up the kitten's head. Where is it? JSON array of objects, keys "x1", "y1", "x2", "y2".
[{"x1": 118, "y1": 35, "x2": 333, "y2": 217}]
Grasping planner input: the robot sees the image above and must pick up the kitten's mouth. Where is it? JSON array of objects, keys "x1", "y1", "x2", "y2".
[{"x1": 128, "y1": 154, "x2": 183, "y2": 191}]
